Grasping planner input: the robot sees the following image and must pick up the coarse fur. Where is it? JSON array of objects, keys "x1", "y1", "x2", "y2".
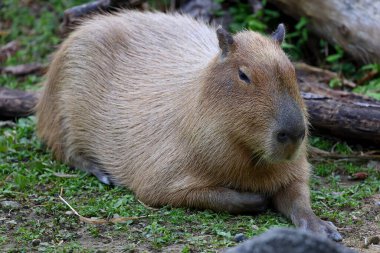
[{"x1": 36, "y1": 11, "x2": 342, "y2": 241}]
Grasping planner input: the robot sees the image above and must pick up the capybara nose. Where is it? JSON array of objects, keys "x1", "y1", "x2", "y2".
[{"x1": 276, "y1": 126, "x2": 305, "y2": 144}]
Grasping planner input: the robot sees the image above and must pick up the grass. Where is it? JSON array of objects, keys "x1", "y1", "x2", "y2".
[
  {"x1": 1, "y1": 117, "x2": 379, "y2": 251},
  {"x1": 1, "y1": 0, "x2": 379, "y2": 252},
  {"x1": 1, "y1": 117, "x2": 290, "y2": 251},
  {"x1": 0, "y1": 0, "x2": 89, "y2": 90}
]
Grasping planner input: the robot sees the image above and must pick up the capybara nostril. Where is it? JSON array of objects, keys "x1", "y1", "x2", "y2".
[
  {"x1": 277, "y1": 131, "x2": 289, "y2": 143},
  {"x1": 276, "y1": 127, "x2": 305, "y2": 144},
  {"x1": 291, "y1": 126, "x2": 306, "y2": 143}
]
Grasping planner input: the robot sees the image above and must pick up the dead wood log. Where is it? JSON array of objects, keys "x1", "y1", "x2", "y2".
[
  {"x1": 267, "y1": 0, "x2": 380, "y2": 63},
  {"x1": 61, "y1": 0, "x2": 111, "y2": 34},
  {"x1": 1, "y1": 63, "x2": 45, "y2": 76},
  {"x1": 1, "y1": 67, "x2": 379, "y2": 146},
  {"x1": 1, "y1": 64, "x2": 379, "y2": 145},
  {"x1": 309, "y1": 147, "x2": 380, "y2": 162},
  {"x1": 180, "y1": 0, "x2": 220, "y2": 22},
  {"x1": 0, "y1": 87, "x2": 38, "y2": 119},
  {"x1": 0, "y1": 41, "x2": 20, "y2": 63},
  {"x1": 296, "y1": 63, "x2": 380, "y2": 146},
  {"x1": 61, "y1": 0, "x2": 146, "y2": 34}
]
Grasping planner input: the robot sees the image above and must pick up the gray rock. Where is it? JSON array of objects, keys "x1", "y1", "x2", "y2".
[
  {"x1": 1, "y1": 200, "x2": 21, "y2": 210},
  {"x1": 365, "y1": 235, "x2": 380, "y2": 247},
  {"x1": 234, "y1": 233, "x2": 247, "y2": 243},
  {"x1": 32, "y1": 239, "x2": 41, "y2": 247},
  {"x1": 226, "y1": 228, "x2": 356, "y2": 253}
]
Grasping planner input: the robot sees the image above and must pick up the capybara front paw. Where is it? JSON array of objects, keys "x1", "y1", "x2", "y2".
[
  {"x1": 298, "y1": 216, "x2": 342, "y2": 242},
  {"x1": 321, "y1": 220, "x2": 343, "y2": 242}
]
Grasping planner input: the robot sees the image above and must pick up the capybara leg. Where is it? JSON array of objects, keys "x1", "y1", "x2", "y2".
[
  {"x1": 183, "y1": 187, "x2": 268, "y2": 214},
  {"x1": 273, "y1": 181, "x2": 342, "y2": 241},
  {"x1": 70, "y1": 156, "x2": 114, "y2": 185}
]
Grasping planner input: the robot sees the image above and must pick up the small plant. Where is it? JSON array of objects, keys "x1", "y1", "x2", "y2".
[
  {"x1": 325, "y1": 45, "x2": 344, "y2": 64},
  {"x1": 353, "y1": 64, "x2": 380, "y2": 99},
  {"x1": 282, "y1": 16, "x2": 309, "y2": 60},
  {"x1": 329, "y1": 77, "x2": 343, "y2": 88},
  {"x1": 229, "y1": 0, "x2": 280, "y2": 33}
]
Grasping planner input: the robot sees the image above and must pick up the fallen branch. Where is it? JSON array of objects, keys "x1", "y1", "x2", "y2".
[
  {"x1": 181, "y1": 1, "x2": 380, "y2": 146},
  {"x1": 296, "y1": 63, "x2": 380, "y2": 146},
  {"x1": 53, "y1": 172, "x2": 79, "y2": 178},
  {"x1": 138, "y1": 199, "x2": 160, "y2": 211},
  {"x1": 357, "y1": 69, "x2": 379, "y2": 86},
  {"x1": 58, "y1": 188, "x2": 151, "y2": 225},
  {"x1": 61, "y1": 0, "x2": 145, "y2": 34},
  {"x1": 62, "y1": 0, "x2": 111, "y2": 34},
  {"x1": 0, "y1": 87, "x2": 39, "y2": 119},
  {"x1": 1, "y1": 63, "x2": 45, "y2": 76},
  {"x1": 0, "y1": 121, "x2": 16, "y2": 128},
  {"x1": 295, "y1": 62, "x2": 356, "y2": 88},
  {"x1": 0, "y1": 41, "x2": 20, "y2": 62},
  {"x1": 1, "y1": 63, "x2": 380, "y2": 146},
  {"x1": 309, "y1": 147, "x2": 380, "y2": 161}
]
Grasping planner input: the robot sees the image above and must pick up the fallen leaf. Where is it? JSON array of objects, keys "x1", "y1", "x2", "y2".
[{"x1": 348, "y1": 172, "x2": 368, "y2": 181}]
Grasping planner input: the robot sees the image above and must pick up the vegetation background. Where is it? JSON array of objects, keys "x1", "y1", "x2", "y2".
[{"x1": 0, "y1": 0, "x2": 379, "y2": 252}]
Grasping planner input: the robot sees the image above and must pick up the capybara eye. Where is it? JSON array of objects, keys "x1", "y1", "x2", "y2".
[{"x1": 238, "y1": 69, "x2": 251, "y2": 84}]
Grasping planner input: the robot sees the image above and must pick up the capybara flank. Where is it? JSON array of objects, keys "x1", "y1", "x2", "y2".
[{"x1": 36, "y1": 11, "x2": 342, "y2": 241}]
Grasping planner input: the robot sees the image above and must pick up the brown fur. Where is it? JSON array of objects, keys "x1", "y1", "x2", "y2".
[{"x1": 36, "y1": 11, "x2": 341, "y2": 240}]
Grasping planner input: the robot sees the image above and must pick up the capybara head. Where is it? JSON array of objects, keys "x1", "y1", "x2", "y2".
[{"x1": 203, "y1": 24, "x2": 308, "y2": 164}]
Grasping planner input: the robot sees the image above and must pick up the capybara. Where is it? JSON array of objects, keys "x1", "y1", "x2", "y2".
[{"x1": 36, "y1": 11, "x2": 342, "y2": 241}]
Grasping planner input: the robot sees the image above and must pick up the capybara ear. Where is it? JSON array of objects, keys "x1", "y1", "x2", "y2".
[
  {"x1": 272, "y1": 23, "x2": 285, "y2": 44},
  {"x1": 216, "y1": 26, "x2": 235, "y2": 58}
]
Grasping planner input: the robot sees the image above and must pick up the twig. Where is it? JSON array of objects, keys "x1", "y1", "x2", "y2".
[
  {"x1": 58, "y1": 188, "x2": 151, "y2": 225},
  {"x1": 59, "y1": 188, "x2": 80, "y2": 216},
  {"x1": 138, "y1": 199, "x2": 160, "y2": 210},
  {"x1": 53, "y1": 172, "x2": 79, "y2": 178},
  {"x1": 357, "y1": 70, "x2": 379, "y2": 86},
  {"x1": 62, "y1": 0, "x2": 111, "y2": 34},
  {"x1": 295, "y1": 62, "x2": 356, "y2": 88},
  {"x1": 309, "y1": 147, "x2": 380, "y2": 161},
  {"x1": 0, "y1": 121, "x2": 16, "y2": 128}
]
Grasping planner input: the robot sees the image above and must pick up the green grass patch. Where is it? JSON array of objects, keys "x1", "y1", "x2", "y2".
[{"x1": 1, "y1": 116, "x2": 379, "y2": 251}]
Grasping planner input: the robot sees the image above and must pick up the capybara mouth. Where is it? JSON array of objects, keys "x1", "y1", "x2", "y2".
[{"x1": 262, "y1": 139, "x2": 304, "y2": 164}]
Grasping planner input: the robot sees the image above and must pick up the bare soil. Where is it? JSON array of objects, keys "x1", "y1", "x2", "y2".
[
  {"x1": 343, "y1": 194, "x2": 380, "y2": 253},
  {"x1": 1, "y1": 194, "x2": 379, "y2": 252}
]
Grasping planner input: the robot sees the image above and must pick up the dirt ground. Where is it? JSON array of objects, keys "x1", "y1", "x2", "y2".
[
  {"x1": 1, "y1": 195, "x2": 379, "y2": 252},
  {"x1": 343, "y1": 194, "x2": 380, "y2": 253}
]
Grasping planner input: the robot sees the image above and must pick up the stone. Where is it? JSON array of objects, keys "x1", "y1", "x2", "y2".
[
  {"x1": 1, "y1": 200, "x2": 21, "y2": 210},
  {"x1": 226, "y1": 228, "x2": 357, "y2": 253}
]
